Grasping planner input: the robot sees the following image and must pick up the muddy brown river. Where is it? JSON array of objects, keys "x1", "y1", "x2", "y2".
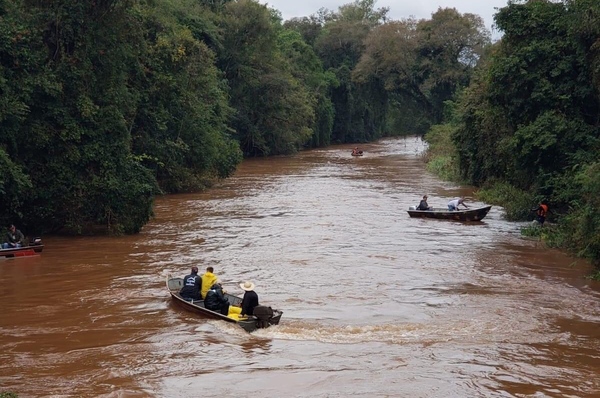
[{"x1": 1, "y1": 137, "x2": 599, "y2": 397}]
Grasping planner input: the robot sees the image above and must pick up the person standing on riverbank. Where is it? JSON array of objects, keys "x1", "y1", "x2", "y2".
[{"x1": 532, "y1": 201, "x2": 549, "y2": 226}]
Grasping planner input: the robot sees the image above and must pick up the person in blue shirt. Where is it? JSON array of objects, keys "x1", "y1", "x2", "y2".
[{"x1": 179, "y1": 266, "x2": 202, "y2": 300}]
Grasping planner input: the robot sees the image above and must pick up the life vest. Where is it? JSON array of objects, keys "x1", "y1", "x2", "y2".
[{"x1": 537, "y1": 204, "x2": 548, "y2": 217}]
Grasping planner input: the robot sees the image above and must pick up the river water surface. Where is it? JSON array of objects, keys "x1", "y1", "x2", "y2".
[{"x1": 1, "y1": 137, "x2": 600, "y2": 397}]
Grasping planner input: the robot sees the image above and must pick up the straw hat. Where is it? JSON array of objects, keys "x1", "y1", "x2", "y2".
[{"x1": 239, "y1": 281, "x2": 255, "y2": 291}]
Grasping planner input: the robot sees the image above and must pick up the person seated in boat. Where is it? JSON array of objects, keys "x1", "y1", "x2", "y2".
[
  {"x1": 200, "y1": 266, "x2": 218, "y2": 299},
  {"x1": 447, "y1": 198, "x2": 469, "y2": 211},
  {"x1": 204, "y1": 282, "x2": 232, "y2": 315},
  {"x1": 351, "y1": 147, "x2": 363, "y2": 155},
  {"x1": 416, "y1": 195, "x2": 432, "y2": 211},
  {"x1": 2, "y1": 224, "x2": 25, "y2": 249},
  {"x1": 179, "y1": 266, "x2": 202, "y2": 301},
  {"x1": 239, "y1": 281, "x2": 259, "y2": 316}
]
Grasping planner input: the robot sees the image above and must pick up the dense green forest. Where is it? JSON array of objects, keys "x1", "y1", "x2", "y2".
[
  {"x1": 0, "y1": 0, "x2": 488, "y2": 234},
  {"x1": 426, "y1": 0, "x2": 600, "y2": 267},
  {"x1": 1, "y1": 0, "x2": 599, "y2": 268}
]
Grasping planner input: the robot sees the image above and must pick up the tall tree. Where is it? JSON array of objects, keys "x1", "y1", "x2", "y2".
[
  {"x1": 217, "y1": 0, "x2": 314, "y2": 156},
  {"x1": 353, "y1": 8, "x2": 490, "y2": 134},
  {"x1": 473, "y1": 0, "x2": 600, "y2": 191},
  {"x1": 315, "y1": 0, "x2": 390, "y2": 142},
  {"x1": 131, "y1": 0, "x2": 241, "y2": 193},
  {"x1": 4, "y1": 0, "x2": 158, "y2": 233}
]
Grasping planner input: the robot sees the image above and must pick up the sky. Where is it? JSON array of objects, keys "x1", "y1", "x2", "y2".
[{"x1": 259, "y1": 0, "x2": 510, "y2": 39}]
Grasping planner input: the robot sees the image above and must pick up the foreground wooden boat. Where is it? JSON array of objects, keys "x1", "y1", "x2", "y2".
[
  {"x1": 166, "y1": 276, "x2": 283, "y2": 333},
  {"x1": 407, "y1": 205, "x2": 492, "y2": 222},
  {"x1": 0, "y1": 239, "x2": 44, "y2": 258}
]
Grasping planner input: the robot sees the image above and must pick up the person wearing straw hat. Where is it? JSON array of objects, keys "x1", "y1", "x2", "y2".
[{"x1": 239, "y1": 281, "x2": 259, "y2": 316}]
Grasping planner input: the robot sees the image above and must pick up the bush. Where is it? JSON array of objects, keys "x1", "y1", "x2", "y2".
[
  {"x1": 426, "y1": 155, "x2": 459, "y2": 181},
  {"x1": 477, "y1": 181, "x2": 534, "y2": 221},
  {"x1": 423, "y1": 123, "x2": 461, "y2": 181}
]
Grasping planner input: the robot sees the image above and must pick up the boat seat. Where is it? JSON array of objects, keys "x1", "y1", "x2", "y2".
[
  {"x1": 192, "y1": 300, "x2": 205, "y2": 308},
  {"x1": 184, "y1": 298, "x2": 205, "y2": 308}
]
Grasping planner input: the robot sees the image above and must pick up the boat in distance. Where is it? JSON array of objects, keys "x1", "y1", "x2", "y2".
[
  {"x1": 407, "y1": 205, "x2": 492, "y2": 222},
  {"x1": 166, "y1": 275, "x2": 283, "y2": 333},
  {"x1": 0, "y1": 238, "x2": 44, "y2": 258}
]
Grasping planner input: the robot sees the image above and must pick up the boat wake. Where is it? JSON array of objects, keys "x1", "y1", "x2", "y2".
[
  {"x1": 241, "y1": 316, "x2": 563, "y2": 346},
  {"x1": 249, "y1": 320, "x2": 429, "y2": 344}
]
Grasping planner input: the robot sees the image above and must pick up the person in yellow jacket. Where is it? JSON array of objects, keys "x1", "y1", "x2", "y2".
[{"x1": 200, "y1": 267, "x2": 218, "y2": 299}]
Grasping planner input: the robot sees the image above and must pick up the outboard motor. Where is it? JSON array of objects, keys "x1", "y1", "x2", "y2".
[{"x1": 253, "y1": 305, "x2": 274, "y2": 329}]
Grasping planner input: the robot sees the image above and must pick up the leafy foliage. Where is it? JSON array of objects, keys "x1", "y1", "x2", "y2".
[
  {"x1": 0, "y1": 0, "x2": 508, "y2": 236},
  {"x1": 0, "y1": 0, "x2": 240, "y2": 234},
  {"x1": 449, "y1": 0, "x2": 600, "y2": 266},
  {"x1": 216, "y1": 0, "x2": 314, "y2": 155},
  {"x1": 131, "y1": 0, "x2": 241, "y2": 192},
  {"x1": 353, "y1": 8, "x2": 490, "y2": 135}
]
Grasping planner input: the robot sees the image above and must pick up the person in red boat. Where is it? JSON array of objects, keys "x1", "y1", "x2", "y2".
[{"x1": 2, "y1": 224, "x2": 24, "y2": 249}]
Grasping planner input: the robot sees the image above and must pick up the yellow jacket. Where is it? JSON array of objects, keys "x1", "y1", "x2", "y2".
[{"x1": 201, "y1": 271, "x2": 218, "y2": 299}]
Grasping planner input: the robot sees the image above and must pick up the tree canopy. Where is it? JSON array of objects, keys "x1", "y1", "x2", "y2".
[{"x1": 0, "y1": 0, "x2": 495, "y2": 234}]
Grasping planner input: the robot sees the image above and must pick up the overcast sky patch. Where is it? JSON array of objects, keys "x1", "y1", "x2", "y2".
[{"x1": 259, "y1": 0, "x2": 508, "y2": 39}]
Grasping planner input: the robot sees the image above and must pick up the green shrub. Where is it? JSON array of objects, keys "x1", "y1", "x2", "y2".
[
  {"x1": 423, "y1": 123, "x2": 462, "y2": 181},
  {"x1": 477, "y1": 181, "x2": 534, "y2": 221},
  {"x1": 520, "y1": 224, "x2": 542, "y2": 238},
  {"x1": 426, "y1": 155, "x2": 459, "y2": 181}
]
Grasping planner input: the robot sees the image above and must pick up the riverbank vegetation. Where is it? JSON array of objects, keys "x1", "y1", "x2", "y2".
[
  {"x1": 0, "y1": 0, "x2": 489, "y2": 234},
  {"x1": 423, "y1": 0, "x2": 600, "y2": 271},
  {"x1": 1, "y1": 0, "x2": 598, "y2": 273}
]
